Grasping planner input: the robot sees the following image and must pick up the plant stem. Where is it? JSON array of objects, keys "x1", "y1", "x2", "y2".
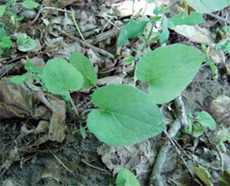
[
  {"x1": 68, "y1": 92, "x2": 79, "y2": 118},
  {"x1": 71, "y1": 10, "x2": 85, "y2": 41}
]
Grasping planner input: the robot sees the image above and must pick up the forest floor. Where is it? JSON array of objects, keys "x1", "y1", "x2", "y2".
[{"x1": 0, "y1": 0, "x2": 230, "y2": 186}]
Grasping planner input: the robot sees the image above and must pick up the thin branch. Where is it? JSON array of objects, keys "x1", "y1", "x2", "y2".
[
  {"x1": 206, "y1": 13, "x2": 230, "y2": 25},
  {"x1": 54, "y1": 26, "x2": 115, "y2": 59},
  {"x1": 174, "y1": 95, "x2": 188, "y2": 129},
  {"x1": 149, "y1": 120, "x2": 182, "y2": 186}
]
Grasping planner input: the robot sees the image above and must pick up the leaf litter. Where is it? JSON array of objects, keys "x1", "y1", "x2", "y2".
[{"x1": 1, "y1": 0, "x2": 230, "y2": 185}]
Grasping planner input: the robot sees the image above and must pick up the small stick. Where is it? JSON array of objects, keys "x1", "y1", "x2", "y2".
[
  {"x1": 32, "y1": 6, "x2": 74, "y2": 24},
  {"x1": 70, "y1": 8, "x2": 85, "y2": 41},
  {"x1": 174, "y1": 95, "x2": 188, "y2": 129},
  {"x1": 206, "y1": 13, "x2": 230, "y2": 25},
  {"x1": 50, "y1": 151, "x2": 73, "y2": 173},
  {"x1": 81, "y1": 159, "x2": 109, "y2": 173},
  {"x1": 55, "y1": 26, "x2": 115, "y2": 59},
  {"x1": 68, "y1": 92, "x2": 80, "y2": 118}
]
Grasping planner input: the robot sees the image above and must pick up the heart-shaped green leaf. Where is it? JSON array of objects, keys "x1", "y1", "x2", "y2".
[
  {"x1": 70, "y1": 52, "x2": 97, "y2": 89},
  {"x1": 87, "y1": 84, "x2": 164, "y2": 146},
  {"x1": 43, "y1": 58, "x2": 83, "y2": 96},
  {"x1": 135, "y1": 44, "x2": 205, "y2": 104},
  {"x1": 184, "y1": 0, "x2": 230, "y2": 13}
]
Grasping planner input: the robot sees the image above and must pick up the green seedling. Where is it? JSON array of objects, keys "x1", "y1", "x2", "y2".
[
  {"x1": 17, "y1": 33, "x2": 37, "y2": 52},
  {"x1": 182, "y1": 111, "x2": 216, "y2": 138}
]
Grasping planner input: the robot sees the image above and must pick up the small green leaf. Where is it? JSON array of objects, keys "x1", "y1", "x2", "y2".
[
  {"x1": 169, "y1": 11, "x2": 203, "y2": 27},
  {"x1": 118, "y1": 19, "x2": 148, "y2": 47},
  {"x1": 70, "y1": 52, "x2": 97, "y2": 89},
  {"x1": 184, "y1": 0, "x2": 230, "y2": 13},
  {"x1": 0, "y1": 26, "x2": 6, "y2": 40},
  {"x1": 22, "y1": 1, "x2": 40, "y2": 9},
  {"x1": 0, "y1": 36, "x2": 12, "y2": 48},
  {"x1": 116, "y1": 169, "x2": 140, "y2": 186},
  {"x1": 123, "y1": 56, "x2": 135, "y2": 64},
  {"x1": 18, "y1": 39, "x2": 37, "y2": 52},
  {"x1": 17, "y1": 33, "x2": 27, "y2": 46},
  {"x1": 87, "y1": 84, "x2": 165, "y2": 146},
  {"x1": 0, "y1": 5, "x2": 6, "y2": 18},
  {"x1": 80, "y1": 123, "x2": 86, "y2": 139},
  {"x1": 10, "y1": 75, "x2": 28, "y2": 84},
  {"x1": 196, "y1": 111, "x2": 216, "y2": 130},
  {"x1": 42, "y1": 58, "x2": 83, "y2": 96},
  {"x1": 218, "y1": 171, "x2": 230, "y2": 186},
  {"x1": 192, "y1": 123, "x2": 204, "y2": 138},
  {"x1": 160, "y1": 16, "x2": 169, "y2": 44},
  {"x1": 135, "y1": 44, "x2": 205, "y2": 104},
  {"x1": 193, "y1": 166, "x2": 213, "y2": 186}
]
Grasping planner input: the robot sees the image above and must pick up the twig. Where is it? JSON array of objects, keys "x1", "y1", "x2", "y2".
[
  {"x1": 70, "y1": 8, "x2": 85, "y2": 41},
  {"x1": 50, "y1": 151, "x2": 73, "y2": 173},
  {"x1": 68, "y1": 92, "x2": 79, "y2": 118},
  {"x1": 81, "y1": 159, "x2": 109, "y2": 173},
  {"x1": 31, "y1": 6, "x2": 74, "y2": 24},
  {"x1": 174, "y1": 95, "x2": 188, "y2": 129},
  {"x1": 149, "y1": 120, "x2": 182, "y2": 186},
  {"x1": 206, "y1": 13, "x2": 230, "y2": 25},
  {"x1": 54, "y1": 26, "x2": 115, "y2": 59}
]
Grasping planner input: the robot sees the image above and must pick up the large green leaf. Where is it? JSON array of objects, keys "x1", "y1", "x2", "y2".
[
  {"x1": 116, "y1": 169, "x2": 140, "y2": 186},
  {"x1": 43, "y1": 58, "x2": 83, "y2": 96},
  {"x1": 117, "y1": 20, "x2": 148, "y2": 47},
  {"x1": 184, "y1": 0, "x2": 230, "y2": 13},
  {"x1": 70, "y1": 52, "x2": 97, "y2": 89},
  {"x1": 135, "y1": 44, "x2": 205, "y2": 104},
  {"x1": 87, "y1": 84, "x2": 164, "y2": 146}
]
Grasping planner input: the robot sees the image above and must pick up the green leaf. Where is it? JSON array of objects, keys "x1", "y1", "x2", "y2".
[
  {"x1": 135, "y1": 44, "x2": 205, "y2": 104},
  {"x1": 17, "y1": 33, "x2": 27, "y2": 46},
  {"x1": 18, "y1": 39, "x2": 37, "y2": 52},
  {"x1": 169, "y1": 11, "x2": 203, "y2": 27},
  {"x1": 192, "y1": 123, "x2": 204, "y2": 138},
  {"x1": 80, "y1": 123, "x2": 86, "y2": 139},
  {"x1": 218, "y1": 171, "x2": 230, "y2": 186},
  {"x1": 118, "y1": 20, "x2": 148, "y2": 47},
  {"x1": 10, "y1": 75, "x2": 28, "y2": 84},
  {"x1": 160, "y1": 16, "x2": 169, "y2": 44},
  {"x1": 196, "y1": 111, "x2": 216, "y2": 130},
  {"x1": 0, "y1": 5, "x2": 6, "y2": 18},
  {"x1": 0, "y1": 36, "x2": 12, "y2": 48},
  {"x1": 123, "y1": 56, "x2": 135, "y2": 64},
  {"x1": 42, "y1": 58, "x2": 83, "y2": 96},
  {"x1": 116, "y1": 169, "x2": 140, "y2": 186},
  {"x1": 87, "y1": 84, "x2": 165, "y2": 146},
  {"x1": 193, "y1": 166, "x2": 213, "y2": 186},
  {"x1": 184, "y1": 0, "x2": 230, "y2": 13},
  {"x1": 69, "y1": 52, "x2": 97, "y2": 89},
  {"x1": 0, "y1": 26, "x2": 6, "y2": 40},
  {"x1": 22, "y1": 1, "x2": 40, "y2": 9}
]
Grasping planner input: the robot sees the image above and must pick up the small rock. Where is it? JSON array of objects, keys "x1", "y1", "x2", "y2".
[{"x1": 21, "y1": 10, "x2": 37, "y2": 21}]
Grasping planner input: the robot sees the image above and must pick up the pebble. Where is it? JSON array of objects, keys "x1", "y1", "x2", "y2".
[{"x1": 21, "y1": 10, "x2": 37, "y2": 21}]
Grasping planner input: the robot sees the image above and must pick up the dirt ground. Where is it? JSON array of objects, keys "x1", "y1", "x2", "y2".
[{"x1": 0, "y1": 0, "x2": 230, "y2": 186}]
